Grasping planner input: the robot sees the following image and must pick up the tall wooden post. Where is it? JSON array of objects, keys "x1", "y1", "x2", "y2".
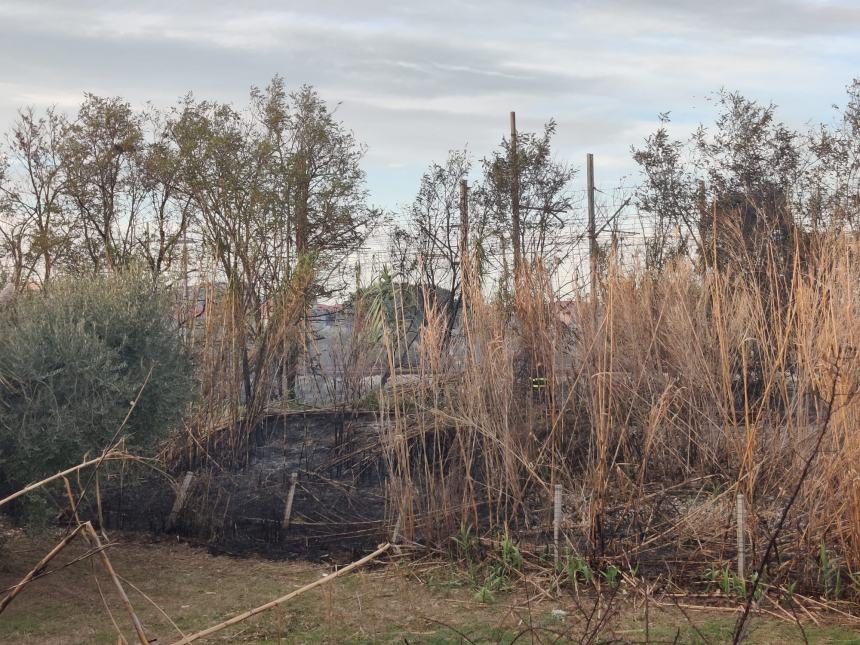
[
  {"x1": 510, "y1": 112, "x2": 522, "y2": 279},
  {"x1": 459, "y1": 179, "x2": 469, "y2": 295},
  {"x1": 587, "y1": 153, "x2": 597, "y2": 299}
]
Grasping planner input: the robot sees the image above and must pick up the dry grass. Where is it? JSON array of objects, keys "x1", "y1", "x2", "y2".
[
  {"x1": 151, "y1": 217, "x2": 860, "y2": 600},
  {"x1": 380, "y1": 229, "x2": 860, "y2": 595}
]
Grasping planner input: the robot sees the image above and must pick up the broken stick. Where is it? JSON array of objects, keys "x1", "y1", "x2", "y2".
[
  {"x1": 169, "y1": 543, "x2": 391, "y2": 645},
  {"x1": 0, "y1": 452, "x2": 130, "y2": 509},
  {"x1": 82, "y1": 522, "x2": 150, "y2": 645},
  {"x1": 0, "y1": 523, "x2": 86, "y2": 614}
]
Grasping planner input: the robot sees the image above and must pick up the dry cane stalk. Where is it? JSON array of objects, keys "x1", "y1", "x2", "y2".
[
  {"x1": 0, "y1": 452, "x2": 129, "y2": 509},
  {"x1": 169, "y1": 543, "x2": 390, "y2": 645},
  {"x1": 81, "y1": 522, "x2": 150, "y2": 645},
  {"x1": 0, "y1": 523, "x2": 87, "y2": 614}
]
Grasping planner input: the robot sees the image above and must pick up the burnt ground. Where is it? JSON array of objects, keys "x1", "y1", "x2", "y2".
[{"x1": 94, "y1": 410, "x2": 388, "y2": 561}]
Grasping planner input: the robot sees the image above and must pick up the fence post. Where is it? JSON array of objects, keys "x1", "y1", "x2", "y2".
[
  {"x1": 736, "y1": 492, "x2": 745, "y2": 580},
  {"x1": 282, "y1": 472, "x2": 299, "y2": 530},
  {"x1": 510, "y1": 111, "x2": 522, "y2": 279},
  {"x1": 553, "y1": 484, "x2": 563, "y2": 569},
  {"x1": 587, "y1": 153, "x2": 597, "y2": 299},
  {"x1": 167, "y1": 471, "x2": 194, "y2": 531},
  {"x1": 391, "y1": 509, "x2": 403, "y2": 555}
]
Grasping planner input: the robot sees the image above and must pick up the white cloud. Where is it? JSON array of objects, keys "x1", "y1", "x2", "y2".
[{"x1": 0, "y1": 0, "x2": 857, "y2": 208}]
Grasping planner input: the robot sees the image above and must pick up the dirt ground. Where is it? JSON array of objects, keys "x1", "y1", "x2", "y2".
[{"x1": 1, "y1": 528, "x2": 859, "y2": 644}]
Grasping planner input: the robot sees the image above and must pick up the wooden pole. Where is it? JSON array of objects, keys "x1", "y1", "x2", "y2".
[
  {"x1": 459, "y1": 179, "x2": 470, "y2": 300},
  {"x1": 0, "y1": 524, "x2": 86, "y2": 614},
  {"x1": 82, "y1": 522, "x2": 150, "y2": 645},
  {"x1": 166, "y1": 471, "x2": 194, "y2": 531},
  {"x1": 169, "y1": 543, "x2": 391, "y2": 645},
  {"x1": 282, "y1": 472, "x2": 299, "y2": 530},
  {"x1": 587, "y1": 153, "x2": 597, "y2": 299},
  {"x1": 459, "y1": 179, "x2": 469, "y2": 272},
  {"x1": 391, "y1": 509, "x2": 403, "y2": 555},
  {"x1": 510, "y1": 111, "x2": 522, "y2": 280}
]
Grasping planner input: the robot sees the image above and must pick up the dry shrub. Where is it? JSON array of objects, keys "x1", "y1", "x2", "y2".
[{"x1": 382, "y1": 229, "x2": 860, "y2": 587}]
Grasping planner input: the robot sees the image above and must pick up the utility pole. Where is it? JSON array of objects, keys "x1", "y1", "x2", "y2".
[
  {"x1": 459, "y1": 178, "x2": 469, "y2": 296},
  {"x1": 510, "y1": 112, "x2": 522, "y2": 279},
  {"x1": 587, "y1": 153, "x2": 597, "y2": 299},
  {"x1": 459, "y1": 178, "x2": 472, "y2": 363}
]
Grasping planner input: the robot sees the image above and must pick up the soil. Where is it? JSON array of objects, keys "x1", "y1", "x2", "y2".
[{"x1": 1, "y1": 528, "x2": 859, "y2": 644}]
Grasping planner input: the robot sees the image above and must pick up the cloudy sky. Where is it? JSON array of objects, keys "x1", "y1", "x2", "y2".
[{"x1": 1, "y1": 0, "x2": 859, "y2": 210}]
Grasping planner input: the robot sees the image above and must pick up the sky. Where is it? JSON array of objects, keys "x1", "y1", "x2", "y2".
[{"x1": 1, "y1": 0, "x2": 859, "y2": 212}]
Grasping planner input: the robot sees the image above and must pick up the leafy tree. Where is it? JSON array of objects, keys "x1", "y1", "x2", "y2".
[
  {"x1": 60, "y1": 95, "x2": 146, "y2": 272},
  {"x1": 477, "y1": 120, "x2": 577, "y2": 270},
  {"x1": 390, "y1": 149, "x2": 472, "y2": 320},
  {"x1": 0, "y1": 271, "x2": 193, "y2": 493},
  {"x1": 0, "y1": 108, "x2": 70, "y2": 288}
]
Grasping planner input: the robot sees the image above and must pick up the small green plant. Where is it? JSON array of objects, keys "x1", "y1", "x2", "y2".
[
  {"x1": 818, "y1": 542, "x2": 843, "y2": 599},
  {"x1": 452, "y1": 524, "x2": 480, "y2": 564},
  {"x1": 497, "y1": 533, "x2": 523, "y2": 574},
  {"x1": 473, "y1": 585, "x2": 496, "y2": 604},
  {"x1": 479, "y1": 533, "x2": 523, "y2": 594},
  {"x1": 564, "y1": 552, "x2": 593, "y2": 592},
  {"x1": 602, "y1": 564, "x2": 621, "y2": 587},
  {"x1": 451, "y1": 524, "x2": 482, "y2": 586},
  {"x1": 703, "y1": 566, "x2": 755, "y2": 600},
  {"x1": 781, "y1": 580, "x2": 797, "y2": 604},
  {"x1": 452, "y1": 528, "x2": 523, "y2": 597}
]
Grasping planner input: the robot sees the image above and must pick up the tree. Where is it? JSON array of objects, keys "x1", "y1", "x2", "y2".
[
  {"x1": 170, "y1": 78, "x2": 374, "y2": 403},
  {"x1": 258, "y1": 80, "x2": 374, "y2": 295},
  {"x1": 390, "y1": 149, "x2": 472, "y2": 318},
  {"x1": 0, "y1": 271, "x2": 193, "y2": 494},
  {"x1": 805, "y1": 78, "x2": 860, "y2": 231},
  {"x1": 60, "y1": 95, "x2": 146, "y2": 272},
  {"x1": 137, "y1": 111, "x2": 191, "y2": 282},
  {"x1": 0, "y1": 108, "x2": 70, "y2": 288},
  {"x1": 631, "y1": 112, "x2": 695, "y2": 272},
  {"x1": 633, "y1": 90, "x2": 805, "y2": 277},
  {"x1": 477, "y1": 120, "x2": 577, "y2": 272}
]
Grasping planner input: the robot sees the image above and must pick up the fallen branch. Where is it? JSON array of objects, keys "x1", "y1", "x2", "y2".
[
  {"x1": 169, "y1": 543, "x2": 391, "y2": 645},
  {"x1": 81, "y1": 522, "x2": 149, "y2": 645},
  {"x1": 0, "y1": 451, "x2": 133, "y2": 509},
  {"x1": 0, "y1": 523, "x2": 86, "y2": 613},
  {"x1": 0, "y1": 521, "x2": 150, "y2": 645}
]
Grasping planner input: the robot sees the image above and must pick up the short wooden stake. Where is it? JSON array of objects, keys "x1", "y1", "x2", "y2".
[
  {"x1": 553, "y1": 484, "x2": 563, "y2": 569},
  {"x1": 736, "y1": 492, "x2": 745, "y2": 580},
  {"x1": 282, "y1": 472, "x2": 299, "y2": 530},
  {"x1": 391, "y1": 509, "x2": 402, "y2": 555},
  {"x1": 95, "y1": 469, "x2": 107, "y2": 537},
  {"x1": 167, "y1": 471, "x2": 194, "y2": 531}
]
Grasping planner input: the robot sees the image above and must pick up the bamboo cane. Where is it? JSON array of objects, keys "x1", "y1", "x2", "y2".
[
  {"x1": 0, "y1": 524, "x2": 86, "y2": 614},
  {"x1": 82, "y1": 523, "x2": 150, "y2": 645},
  {"x1": 0, "y1": 453, "x2": 128, "y2": 509},
  {"x1": 169, "y1": 543, "x2": 390, "y2": 645}
]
